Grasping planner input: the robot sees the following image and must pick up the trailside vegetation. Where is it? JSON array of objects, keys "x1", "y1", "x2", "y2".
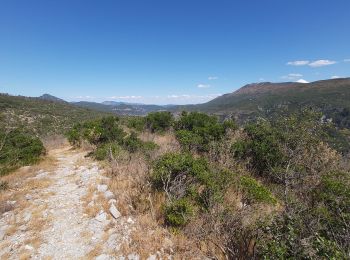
[
  {"x1": 67, "y1": 110, "x2": 350, "y2": 258},
  {"x1": 0, "y1": 128, "x2": 45, "y2": 176}
]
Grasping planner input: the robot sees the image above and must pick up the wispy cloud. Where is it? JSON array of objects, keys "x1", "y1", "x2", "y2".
[
  {"x1": 208, "y1": 76, "x2": 218, "y2": 80},
  {"x1": 197, "y1": 84, "x2": 211, "y2": 88},
  {"x1": 287, "y1": 60, "x2": 310, "y2": 66},
  {"x1": 308, "y1": 59, "x2": 336, "y2": 67},
  {"x1": 281, "y1": 73, "x2": 303, "y2": 80},
  {"x1": 344, "y1": 59, "x2": 350, "y2": 62},
  {"x1": 287, "y1": 59, "x2": 336, "y2": 67},
  {"x1": 296, "y1": 79, "x2": 309, "y2": 83},
  {"x1": 167, "y1": 93, "x2": 221, "y2": 100},
  {"x1": 75, "y1": 95, "x2": 95, "y2": 99},
  {"x1": 109, "y1": 95, "x2": 142, "y2": 99}
]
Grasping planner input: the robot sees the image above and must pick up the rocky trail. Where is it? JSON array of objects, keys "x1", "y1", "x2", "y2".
[{"x1": 0, "y1": 147, "x2": 146, "y2": 260}]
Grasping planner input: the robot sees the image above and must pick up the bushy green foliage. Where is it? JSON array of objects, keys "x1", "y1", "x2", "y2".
[
  {"x1": 240, "y1": 176, "x2": 276, "y2": 205},
  {"x1": 152, "y1": 152, "x2": 238, "y2": 226},
  {"x1": 164, "y1": 198, "x2": 194, "y2": 226},
  {"x1": 92, "y1": 142, "x2": 122, "y2": 160},
  {"x1": 66, "y1": 116, "x2": 126, "y2": 147},
  {"x1": 0, "y1": 129, "x2": 45, "y2": 175},
  {"x1": 237, "y1": 111, "x2": 350, "y2": 258},
  {"x1": 123, "y1": 132, "x2": 143, "y2": 153},
  {"x1": 232, "y1": 111, "x2": 326, "y2": 182},
  {"x1": 68, "y1": 117, "x2": 159, "y2": 162},
  {"x1": 312, "y1": 171, "x2": 350, "y2": 256},
  {"x1": 231, "y1": 119, "x2": 286, "y2": 177},
  {"x1": 145, "y1": 111, "x2": 173, "y2": 133},
  {"x1": 151, "y1": 152, "x2": 210, "y2": 191},
  {"x1": 174, "y1": 111, "x2": 234, "y2": 151},
  {"x1": 126, "y1": 116, "x2": 146, "y2": 132}
]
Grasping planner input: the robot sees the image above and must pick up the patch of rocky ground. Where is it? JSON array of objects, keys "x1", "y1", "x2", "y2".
[{"x1": 0, "y1": 147, "x2": 169, "y2": 259}]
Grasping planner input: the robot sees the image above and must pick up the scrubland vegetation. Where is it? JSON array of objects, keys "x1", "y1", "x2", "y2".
[
  {"x1": 0, "y1": 93, "x2": 110, "y2": 176},
  {"x1": 1, "y1": 91, "x2": 349, "y2": 258},
  {"x1": 0, "y1": 114, "x2": 45, "y2": 176},
  {"x1": 67, "y1": 109, "x2": 350, "y2": 259}
]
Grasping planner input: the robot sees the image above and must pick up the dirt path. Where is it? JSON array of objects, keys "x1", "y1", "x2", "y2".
[{"x1": 0, "y1": 147, "x2": 137, "y2": 260}]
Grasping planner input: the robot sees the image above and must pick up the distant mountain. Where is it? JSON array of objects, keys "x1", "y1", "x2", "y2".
[
  {"x1": 174, "y1": 78, "x2": 350, "y2": 126},
  {"x1": 72, "y1": 101, "x2": 166, "y2": 116},
  {"x1": 38, "y1": 94, "x2": 66, "y2": 103}
]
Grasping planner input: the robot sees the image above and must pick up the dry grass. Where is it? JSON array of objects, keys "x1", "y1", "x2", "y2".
[
  {"x1": 24, "y1": 177, "x2": 53, "y2": 191},
  {"x1": 18, "y1": 252, "x2": 31, "y2": 260},
  {"x1": 139, "y1": 131, "x2": 181, "y2": 156},
  {"x1": 82, "y1": 185, "x2": 100, "y2": 217},
  {"x1": 4, "y1": 225, "x2": 17, "y2": 237},
  {"x1": 41, "y1": 135, "x2": 68, "y2": 151},
  {"x1": 104, "y1": 131, "x2": 201, "y2": 258},
  {"x1": 28, "y1": 205, "x2": 50, "y2": 232}
]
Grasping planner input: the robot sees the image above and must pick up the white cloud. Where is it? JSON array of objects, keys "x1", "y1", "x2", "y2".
[
  {"x1": 287, "y1": 59, "x2": 337, "y2": 67},
  {"x1": 109, "y1": 95, "x2": 142, "y2": 99},
  {"x1": 308, "y1": 59, "x2": 336, "y2": 67},
  {"x1": 344, "y1": 59, "x2": 350, "y2": 62},
  {"x1": 197, "y1": 84, "x2": 211, "y2": 88},
  {"x1": 287, "y1": 60, "x2": 310, "y2": 66},
  {"x1": 331, "y1": 76, "x2": 340, "y2": 79},
  {"x1": 296, "y1": 79, "x2": 309, "y2": 83},
  {"x1": 167, "y1": 93, "x2": 221, "y2": 100},
  {"x1": 208, "y1": 76, "x2": 218, "y2": 80},
  {"x1": 281, "y1": 73, "x2": 303, "y2": 80},
  {"x1": 258, "y1": 78, "x2": 265, "y2": 81},
  {"x1": 75, "y1": 95, "x2": 95, "y2": 99}
]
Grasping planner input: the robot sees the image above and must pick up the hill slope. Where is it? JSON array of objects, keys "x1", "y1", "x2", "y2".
[
  {"x1": 177, "y1": 78, "x2": 350, "y2": 125},
  {"x1": 0, "y1": 94, "x2": 110, "y2": 136},
  {"x1": 38, "y1": 94, "x2": 67, "y2": 103}
]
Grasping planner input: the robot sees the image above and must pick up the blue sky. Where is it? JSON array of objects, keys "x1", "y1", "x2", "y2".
[{"x1": 0, "y1": 0, "x2": 349, "y2": 104}]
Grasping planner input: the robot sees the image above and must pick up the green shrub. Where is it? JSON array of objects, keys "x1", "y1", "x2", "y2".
[
  {"x1": 164, "y1": 198, "x2": 194, "y2": 226},
  {"x1": 312, "y1": 171, "x2": 350, "y2": 255},
  {"x1": 174, "y1": 112, "x2": 231, "y2": 151},
  {"x1": 142, "y1": 141, "x2": 159, "y2": 152},
  {"x1": 66, "y1": 125, "x2": 82, "y2": 147},
  {"x1": 231, "y1": 121, "x2": 284, "y2": 176},
  {"x1": 126, "y1": 116, "x2": 146, "y2": 132},
  {"x1": 152, "y1": 152, "x2": 238, "y2": 226},
  {"x1": 66, "y1": 116, "x2": 126, "y2": 146},
  {"x1": 175, "y1": 130, "x2": 203, "y2": 151},
  {"x1": 0, "y1": 129, "x2": 45, "y2": 175},
  {"x1": 313, "y1": 235, "x2": 346, "y2": 259},
  {"x1": 151, "y1": 152, "x2": 209, "y2": 191},
  {"x1": 93, "y1": 142, "x2": 122, "y2": 160},
  {"x1": 123, "y1": 132, "x2": 143, "y2": 153},
  {"x1": 240, "y1": 176, "x2": 276, "y2": 205},
  {"x1": 145, "y1": 111, "x2": 173, "y2": 133}
]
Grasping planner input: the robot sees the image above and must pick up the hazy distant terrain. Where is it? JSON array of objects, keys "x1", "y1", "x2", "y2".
[{"x1": 72, "y1": 101, "x2": 169, "y2": 115}]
